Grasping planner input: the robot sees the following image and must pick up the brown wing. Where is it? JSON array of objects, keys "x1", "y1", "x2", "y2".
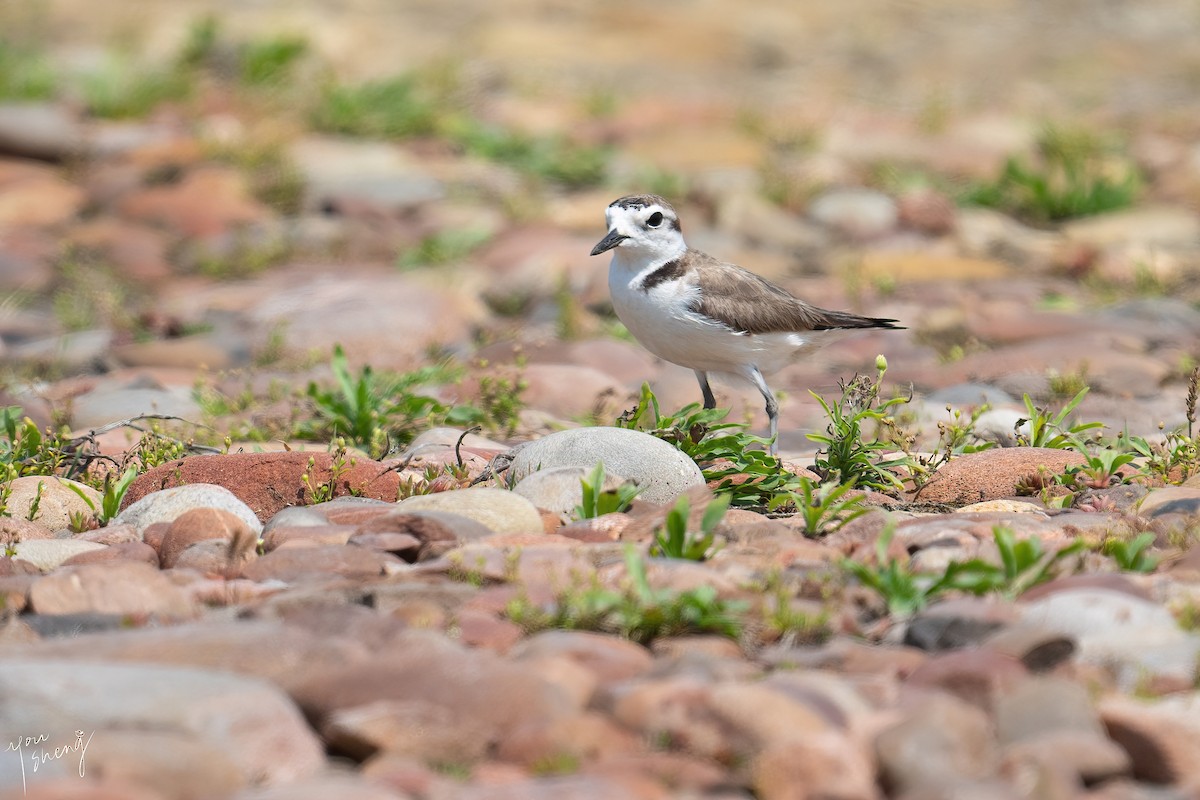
[{"x1": 689, "y1": 251, "x2": 902, "y2": 334}]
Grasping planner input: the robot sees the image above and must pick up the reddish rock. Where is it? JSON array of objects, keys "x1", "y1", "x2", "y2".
[
  {"x1": 173, "y1": 538, "x2": 258, "y2": 575},
  {"x1": 10, "y1": 618, "x2": 373, "y2": 692},
  {"x1": 914, "y1": 447, "x2": 1087, "y2": 505},
  {"x1": 496, "y1": 711, "x2": 641, "y2": 767},
  {"x1": 906, "y1": 651, "x2": 1028, "y2": 713},
  {"x1": 67, "y1": 217, "x2": 173, "y2": 283},
  {"x1": 117, "y1": 165, "x2": 270, "y2": 237},
  {"x1": 587, "y1": 752, "x2": 730, "y2": 793},
  {"x1": 290, "y1": 630, "x2": 576, "y2": 747},
  {"x1": 1100, "y1": 695, "x2": 1200, "y2": 786},
  {"x1": 122, "y1": 452, "x2": 403, "y2": 522},
  {"x1": 356, "y1": 509, "x2": 494, "y2": 560},
  {"x1": 875, "y1": 692, "x2": 999, "y2": 794},
  {"x1": 456, "y1": 608, "x2": 524, "y2": 652},
  {"x1": 28, "y1": 561, "x2": 195, "y2": 617},
  {"x1": 240, "y1": 545, "x2": 400, "y2": 583},
  {"x1": 323, "y1": 697, "x2": 494, "y2": 763},
  {"x1": 897, "y1": 187, "x2": 957, "y2": 234},
  {"x1": 262, "y1": 524, "x2": 357, "y2": 551},
  {"x1": 0, "y1": 173, "x2": 85, "y2": 227},
  {"x1": 753, "y1": 732, "x2": 878, "y2": 800},
  {"x1": 160, "y1": 507, "x2": 253, "y2": 568},
  {"x1": 143, "y1": 522, "x2": 170, "y2": 554},
  {"x1": 0, "y1": 515, "x2": 55, "y2": 545},
  {"x1": 347, "y1": 531, "x2": 422, "y2": 559},
  {"x1": 61, "y1": 540, "x2": 159, "y2": 567},
  {"x1": 510, "y1": 630, "x2": 655, "y2": 684},
  {"x1": 77, "y1": 523, "x2": 142, "y2": 545}
]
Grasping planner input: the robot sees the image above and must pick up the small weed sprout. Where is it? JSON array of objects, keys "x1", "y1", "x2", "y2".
[
  {"x1": 844, "y1": 525, "x2": 1085, "y2": 618},
  {"x1": 649, "y1": 495, "x2": 728, "y2": 561},
  {"x1": 506, "y1": 547, "x2": 744, "y2": 644},
  {"x1": 299, "y1": 345, "x2": 456, "y2": 457},
  {"x1": 769, "y1": 477, "x2": 868, "y2": 537},
  {"x1": 574, "y1": 462, "x2": 642, "y2": 520},
  {"x1": 1015, "y1": 388, "x2": 1103, "y2": 448},
  {"x1": 1102, "y1": 533, "x2": 1158, "y2": 574},
  {"x1": 808, "y1": 356, "x2": 911, "y2": 493},
  {"x1": 25, "y1": 480, "x2": 44, "y2": 521}
]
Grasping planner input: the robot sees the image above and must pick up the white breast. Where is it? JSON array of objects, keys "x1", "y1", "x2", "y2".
[{"x1": 608, "y1": 253, "x2": 844, "y2": 379}]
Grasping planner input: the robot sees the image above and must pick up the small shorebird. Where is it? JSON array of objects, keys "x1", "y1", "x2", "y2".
[{"x1": 591, "y1": 193, "x2": 901, "y2": 453}]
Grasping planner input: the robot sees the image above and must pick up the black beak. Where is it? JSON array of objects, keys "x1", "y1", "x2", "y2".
[{"x1": 590, "y1": 229, "x2": 628, "y2": 256}]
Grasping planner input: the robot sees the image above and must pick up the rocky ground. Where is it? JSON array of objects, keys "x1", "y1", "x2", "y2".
[{"x1": 3, "y1": 2, "x2": 1200, "y2": 799}]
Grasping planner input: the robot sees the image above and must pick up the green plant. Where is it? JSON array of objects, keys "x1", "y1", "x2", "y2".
[
  {"x1": 301, "y1": 439, "x2": 356, "y2": 504},
  {"x1": 616, "y1": 383, "x2": 803, "y2": 508},
  {"x1": 239, "y1": 35, "x2": 308, "y2": 86},
  {"x1": 299, "y1": 345, "x2": 455, "y2": 457},
  {"x1": 397, "y1": 229, "x2": 492, "y2": 270},
  {"x1": 447, "y1": 360, "x2": 527, "y2": 437},
  {"x1": 0, "y1": 39, "x2": 56, "y2": 100},
  {"x1": 808, "y1": 357, "x2": 911, "y2": 493},
  {"x1": 81, "y1": 56, "x2": 192, "y2": 119},
  {"x1": 311, "y1": 76, "x2": 440, "y2": 139},
  {"x1": 768, "y1": 477, "x2": 867, "y2": 537},
  {"x1": 1103, "y1": 532, "x2": 1158, "y2": 573},
  {"x1": 649, "y1": 495, "x2": 728, "y2": 561},
  {"x1": 1065, "y1": 444, "x2": 1137, "y2": 489},
  {"x1": 574, "y1": 462, "x2": 642, "y2": 519},
  {"x1": 969, "y1": 526, "x2": 1087, "y2": 598},
  {"x1": 444, "y1": 117, "x2": 609, "y2": 188},
  {"x1": 844, "y1": 525, "x2": 1085, "y2": 617},
  {"x1": 25, "y1": 480, "x2": 44, "y2": 521},
  {"x1": 908, "y1": 404, "x2": 995, "y2": 490},
  {"x1": 762, "y1": 581, "x2": 833, "y2": 644},
  {"x1": 68, "y1": 510, "x2": 93, "y2": 533},
  {"x1": 1047, "y1": 367, "x2": 1090, "y2": 401},
  {"x1": 1015, "y1": 388, "x2": 1104, "y2": 448},
  {"x1": 506, "y1": 547, "x2": 744, "y2": 644},
  {"x1": 65, "y1": 466, "x2": 138, "y2": 526},
  {"x1": 842, "y1": 526, "x2": 946, "y2": 618},
  {"x1": 961, "y1": 124, "x2": 1138, "y2": 222},
  {"x1": 207, "y1": 139, "x2": 305, "y2": 216},
  {"x1": 2, "y1": 408, "x2": 75, "y2": 478}
]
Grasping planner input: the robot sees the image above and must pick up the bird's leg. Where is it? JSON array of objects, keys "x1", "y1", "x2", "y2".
[
  {"x1": 747, "y1": 366, "x2": 780, "y2": 456},
  {"x1": 694, "y1": 370, "x2": 717, "y2": 409}
]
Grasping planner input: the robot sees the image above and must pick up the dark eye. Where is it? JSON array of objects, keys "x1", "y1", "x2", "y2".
[{"x1": 647, "y1": 211, "x2": 664, "y2": 228}]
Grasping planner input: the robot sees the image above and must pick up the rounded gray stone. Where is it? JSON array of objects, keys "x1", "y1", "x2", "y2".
[
  {"x1": 113, "y1": 483, "x2": 263, "y2": 537},
  {"x1": 507, "y1": 427, "x2": 704, "y2": 505},
  {"x1": 512, "y1": 466, "x2": 631, "y2": 517},
  {"x1": 396, "y1": 487, "x2": 542, "y2": 535}
]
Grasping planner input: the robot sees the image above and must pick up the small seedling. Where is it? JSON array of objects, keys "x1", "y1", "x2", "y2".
[
  {"x1": 842, "y1": 525, "x2": 943, "y2": 618},
  {"x1": 1103, "y1": 533, "x2": 1157, "y2": 573},
  {"x1": 768, "y1": 477, "x2": 867, "y2": 537},
  {"x1": 1065, "y1": 444, "x2": 1136, "y2": 489},
  {"x1": 650, "y1": 494, "x2": 728, "y2": 561},
  {"x1": 573, "y1": 462, "x2": 642, "y2": 520},
  {"x1": 506, "y1": 547, "x2": 744, "y2": 644},
  {"x1": 299, "y1": 345, "x2": 455, "y2": 457},
  {"x1": 1015, "y1": 388, "x2": 1103, "y2": 448},
  {"x1": 25, "y1": 480, "x2": 44, "y2": 521},
  {"x1": 301, "y1": 439, "x2": 356, "y2": 504},
  {"x1": 808, "y1": 356, "x2": 911, "y2": 493}
]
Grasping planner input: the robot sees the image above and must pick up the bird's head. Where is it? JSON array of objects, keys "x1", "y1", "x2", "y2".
[{"x1": 590, "y1": 194, "x2": 686, "y2": 262}]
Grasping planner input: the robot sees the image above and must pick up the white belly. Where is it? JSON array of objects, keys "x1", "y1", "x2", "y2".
[{"x1": 609, "y1": 265, "x2": 838, "y2": 379}]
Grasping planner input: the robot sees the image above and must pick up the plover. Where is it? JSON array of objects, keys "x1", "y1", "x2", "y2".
[{"x1": 591, "y1": 194, "x2": 901, "y2": 453}]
